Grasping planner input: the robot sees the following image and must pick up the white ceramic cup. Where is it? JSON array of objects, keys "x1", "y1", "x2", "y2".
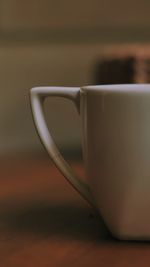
[{"x1": 30, "y1": 84, "x2": 150, "y2": 240}]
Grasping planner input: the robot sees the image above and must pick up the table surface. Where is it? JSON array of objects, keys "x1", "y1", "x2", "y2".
[{"x1": 0, "y1": 158, "x2": 150, "y2": 267}]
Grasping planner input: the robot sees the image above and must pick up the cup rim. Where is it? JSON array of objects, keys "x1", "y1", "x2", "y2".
[{"x1": 81, "y1": 84, "x2": 150, "y2": 92}]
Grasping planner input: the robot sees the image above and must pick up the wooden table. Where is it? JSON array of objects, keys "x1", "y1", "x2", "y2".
[{"x1": 0, "y1": 158, "x2": 150, "y2": 267}]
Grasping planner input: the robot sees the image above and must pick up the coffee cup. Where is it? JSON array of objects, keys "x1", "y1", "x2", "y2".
[{"x1": 30, "y1": 84, "x2": 150, "y2": 240}]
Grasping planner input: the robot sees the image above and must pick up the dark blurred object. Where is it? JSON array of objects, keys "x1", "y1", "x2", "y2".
[
  {"x1": 94, "y1": 57, "x2": 135, "y2": 84},
  {"x1": 93, "y1": 46, "x2": 150, "y2": 84}
]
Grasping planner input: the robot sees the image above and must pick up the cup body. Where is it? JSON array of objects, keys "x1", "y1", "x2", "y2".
[{"x1": 80, "y1": 84, "x2": 150, "y2": 239}]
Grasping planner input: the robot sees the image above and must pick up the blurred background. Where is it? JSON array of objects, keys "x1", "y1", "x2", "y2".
[{"x1": 1, "y1": 0, "x2": 150, "y2": 159}]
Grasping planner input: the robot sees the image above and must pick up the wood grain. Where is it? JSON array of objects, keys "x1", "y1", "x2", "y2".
[{"x1": 0, "y1": 158, "x2": 149, "y2": 267}]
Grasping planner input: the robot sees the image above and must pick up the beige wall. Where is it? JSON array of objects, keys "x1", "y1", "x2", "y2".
[
  {"x1": 0, "y1": 0, "x2": 150, "y2": 30},
  {"x1": 0, "y1": 0, "x2": 150, "y2": 156}
]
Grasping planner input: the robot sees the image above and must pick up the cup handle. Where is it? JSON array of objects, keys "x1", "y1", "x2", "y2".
[{"x1": 30, "y1": 87, "x2": 95, "y2": 207}]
